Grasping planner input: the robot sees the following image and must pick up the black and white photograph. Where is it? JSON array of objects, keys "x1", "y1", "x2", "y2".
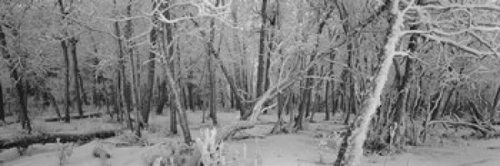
[{"x1": 1, "y1": 0, "x2": 500, "y2": 165}]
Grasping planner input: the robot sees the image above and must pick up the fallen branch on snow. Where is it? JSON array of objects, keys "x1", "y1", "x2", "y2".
[{"x1": 0, "y1": 129, "x2": 120, "y2": 149}]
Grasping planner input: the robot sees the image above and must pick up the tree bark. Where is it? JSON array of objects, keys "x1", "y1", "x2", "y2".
[
  {"x1": 207, "y1": 2, "x2": 220, "y2": 125},
  {"x1": 325, "y1": 81, "x2": 331, "y2": 121},
  {"x1": 334, "y1": 0, "x2": 403, "y2": 165},
  {"x1": 0, "y1": 81, "x2": 4, "y2": 122},
  {"x1": 0, "y1": 130, "x2": 120, "y2": 150},
  {"x1": 62, "y1": 40, "x2": 71, "y2": 123},
  {"x1": 165, "y1": 62, "x2": 192, "y2": 144},
  {"x1": 48, "y1": 92, "x2": 62, "y2": 120},
  {"x1": 0, "y1": 22, "x2": 31, "y2": 131},
  {"x1": 122, "y1": 0, "x2": 141, "y2": 137},
  {"x1": 78, "y1": 74, "x2": 89, "y2": 105},
  {"x1": 112, "y1": 13, "x2": 128, "y2": 125},
  {"x1": 155, "y1": 80, "x2": 168, "y2": 115},
  {"x1": 207, "y1": 54, "x2": 217, "y2": 125},
  {"x1": 70, "y1": 38, "x2": 84, "y2": 117},
  {"x1": 255, "y1": 0, "x2": 269, "y2": 99},
  {"x1": 141, "y1": 0, "x2": 157, "y2": 125},
  {"x1": 56, "y1": 0, "x2": 71, "y2": 123}
]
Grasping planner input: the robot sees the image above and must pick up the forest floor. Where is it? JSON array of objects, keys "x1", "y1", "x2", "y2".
[{"x1": 1, "y1": 108, "x2": 500, "y2": 166}]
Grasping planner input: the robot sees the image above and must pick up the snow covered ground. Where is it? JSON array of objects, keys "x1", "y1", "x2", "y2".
[{"x1": 2, "y1": 110, "x2": 500, "y2": 166}]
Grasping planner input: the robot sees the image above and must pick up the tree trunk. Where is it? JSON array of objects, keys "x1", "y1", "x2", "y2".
[
  {"x1": 270, "y1": 91, "x2": 287, "y2": 134},
  {"x1": 126, "y1": 44, "x2": 141, "y2": 137},
  {"x1": 122, "y1": 0, "x2": 141, "y2": 137},
  {"x1": 207, "y1": 8, "x2": 219, "y2": 125},
  {"x1": 48, "y1": 92, "x2": 62, "y2": 119},
  {"x1": 125, "y1": 30, "x2": 141, "y2": 138},
  {"x1": 334, "y1": 0, "x2": 403, "y2": 165},
  {"x1": 256, "y1": 0, "x2": 269, "y2": 99},
  {"x1": 490, "y1": 85, "x2": 500, "y2": 122},
  {"x1": 165, "y1": 63, "x2": 192, "y2": 144},
  {"x1": 187, "y1": 83, "x2": 194, "y2": 110},
  {"x1": 170, "y1": 94, "x2": 178, "y2": 134},
  {"x1": 60, "y1": 39, "x2": 71, "y2": 123},
  {"x1": 14, "y1": 71, "x2": 31, "y2": 132},
  {"x1": 325, "y1": 81, "x2": 331, "y2": 121},
  {"x1": 78, "y1": 74, "x2": 89, "y2": 105},
  {"x1": 0, "y1": 81, "x2": 4, "y2": 122},
  {"x1": 1, "y1": 25, "x2": 31, "y2": 131},
  {"x1": 57, "y1": 0, "x2": 71, "y2": 124},
  {"x1": 207, "y1": 54, "x2": 217, "y2": 125},
  {"x1": 70, "y1": 38, "x2": 84, "y2": 117},
  {"x1": 141, "y1": 0, "x2": 157, "y2": 125},
  {"x1": 155, "y1": 80, "x2": 168, "y2": 115}
]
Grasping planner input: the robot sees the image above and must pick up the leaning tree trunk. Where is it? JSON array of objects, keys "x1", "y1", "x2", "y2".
[
  {"x1": 48, "y1": 92, "x2": 62, "y2": 119},
  {"x1": 334, "y1": 0, "x2": 405, "y2": 165},
  {"x1": 165, "y1": 62, "x2": 192, "y2": 144},
  {"x1": 78, "y1": 75, "x2": 89, "y2": 105}
]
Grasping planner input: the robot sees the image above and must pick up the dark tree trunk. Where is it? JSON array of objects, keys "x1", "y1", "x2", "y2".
[
  {"x1": 206, "y1": 0, "x2": 222, "y2": 125},
  {"x1": 103, "y1": 81, "x2": 111, "y2": 116},
  {"x1": 255, "y1": 0, "x2": 268, "y2": 99},
  {"x1": 325, "y1": 81, "x2": 331, "y2": 121},
  {"x1": 113, "y1": 76, "x2": 122, "y2": 122},
  {"x1": 111, "y1": 83, "x2": 121, "y2": 122},
  {"x1": 207, "y1": 55, "x2": 217, "y2": 125},
  {"x1": 70, "y1": 38, "x2": 84, "y2": 117},
  {"x1": 141, "y1": 2, "x2": 159, "y2": 124},
  {"x1": 431, "y1": 87, "x2": 454, "y2": 120},
  {"x1": 78, "y1": 75, "x2": 89, "y2": 105},
  {"x1": 490, "y1": 85, "x2": 500, "y2": 122},
  {"x1": 122, "y1": 0, "x2": 141, "y2": 137},
  {"x1": 56, "y1": 0, "x2": 71, "y2": 123},
  {"x1": 91, "y1": 42, "x2": 100, "y2": 107},
  {"x1": 61, "y1": 40, "x2": 71, "y2": 123},
  {"x1": 295, "y1": 78, "x2": 305, "y2": 130},
  {"x1": 48, "y1": 92, "x2": 62, "y2": 119},
  {"x1": 112, "y1": 0, "x2": 126, "y2": 124},
  {"x1": 1, "y1": 28, "x2": 30, "y2": 130},
  {"x1": 165, "y1": 65, "x2": 192, "y2": 143},
  {"x1": 170, "y1": 95, "x2": 178, "y2": 134},
  {"x1": 155, "y1": 80, "x2": 168, "y2": 115},
  {"x1": 187, "y1": 83, "x2": 194, "y2": 110},
  {"x1": 0, "y1": 81, "x2": 4, "y2": 122},
  {"x1": 121, "y1": 83, "x2": 134, "y2": 130},
  {"x1": 309, "y1": 93, "x2": 319, "y2": 122},
  {"x1": 13, "y1": 71, "x2": 31, "y2": 131},
  {"x1": 270, "y1": 91, "x2": 287, "y2": 134},
  {"x1": 141, "y1": 0, "x2": 158, "y2": 125}
]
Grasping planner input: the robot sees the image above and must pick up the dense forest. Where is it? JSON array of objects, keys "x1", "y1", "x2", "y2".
[{"x1": 1, "y1": 0, "x2": 500, "y2": 165}]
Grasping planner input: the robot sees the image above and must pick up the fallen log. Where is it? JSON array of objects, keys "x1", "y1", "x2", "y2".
[
  {"x1": 215, "y1": 121, "x2": 259, "y2": 144},
  {"x1": 429, "y1": 120, "x2": 496, "y2": 137},
  {"x1": 0, "y1": 130, "x2": 119, "y2": 149},
  {"x1": 45, "y1": 112, "x2": 103, "y2": 122}
]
